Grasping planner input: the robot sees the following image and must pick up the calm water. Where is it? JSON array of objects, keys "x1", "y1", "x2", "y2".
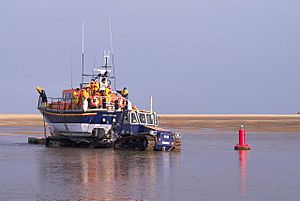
[{"x1": 0, "y1": 127, "x2": 300, "y2": 201}]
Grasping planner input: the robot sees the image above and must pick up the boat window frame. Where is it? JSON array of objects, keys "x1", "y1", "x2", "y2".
[
  {"x1": 130, "y1": 112, "x2": 139, "y2": 125},
  {"x1": 154, "y1": 114, "x2": 159, "y2": 126},
  {"x1": 146, "y1": 113, "x2": 154, "y2": 125},
  {"x1": 138, "y1": 112, "x2": 146, "y2": 125}
]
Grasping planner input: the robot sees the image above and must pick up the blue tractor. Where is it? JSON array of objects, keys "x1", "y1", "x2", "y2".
[{"x1": 113, "y1": 110, "x2": 181, "y2": 151}]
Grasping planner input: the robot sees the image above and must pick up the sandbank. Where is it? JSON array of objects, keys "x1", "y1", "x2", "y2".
[{"x1": 0, "y1": 114, "x2": 299, "y2": 133}]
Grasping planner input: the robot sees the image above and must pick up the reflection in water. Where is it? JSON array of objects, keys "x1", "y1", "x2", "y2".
[
  {"x1": 238, "y1": 150, "x2": 248, "y2": 196},
  {"x1": 2, "y1": 132, "x2": 300, "y2": 200},
  {"x1": 37, "y1": 148, "x2": 180, "y2": 200}
]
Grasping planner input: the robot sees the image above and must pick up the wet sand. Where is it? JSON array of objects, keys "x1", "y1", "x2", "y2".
[
  {"x1": 0, "y1": 114, "x2": 44, "y2": 127},
  {"x1": 159, "y1": 114, "x2": 300, "y2": 132},
  {"x1": 0, "y1": 114, "x2": 299, "y2": 133}
]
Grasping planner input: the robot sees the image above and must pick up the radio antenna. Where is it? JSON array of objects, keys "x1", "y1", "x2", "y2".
[
  {"x1": 81, "y1": 22, "x2": 85, "y2": 85},
  {"x1": 93, "y1": 55, "x2": 96, "y2": 76},
  {"x1": 109, "y1": 18, "x2": 117, "y2": 90},
  {"x1": 70, "y1": 52, "x2": 73, "y2": 89}
]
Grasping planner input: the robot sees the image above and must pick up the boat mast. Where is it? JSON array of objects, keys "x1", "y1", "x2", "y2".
[
  {"x1": 109, "y1": 19, "x2": 117, "y2": 90},
  {"x1": 150, "y1": 96, "x2": 153, "y2": 113},
  {"x1": 81, "y1": 22, "x2": 85, "y2": 85}
]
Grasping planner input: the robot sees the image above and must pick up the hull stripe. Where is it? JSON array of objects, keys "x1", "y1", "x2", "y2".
[{"x1": 43, "y1": 111, "x2": 97, "y2": 116}]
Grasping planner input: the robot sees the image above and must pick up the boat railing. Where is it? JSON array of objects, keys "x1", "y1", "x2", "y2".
[
  {"x1": 42, "y1": 97, "x2": 70, "y2": 111},
  {"x1": 40, "y1": 95, "x2": 127, "y2": 112}
]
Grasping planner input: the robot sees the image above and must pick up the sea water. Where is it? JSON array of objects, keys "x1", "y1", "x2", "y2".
[{"x1": 0, "y1": 127, "x2": 299, "y2": 201}]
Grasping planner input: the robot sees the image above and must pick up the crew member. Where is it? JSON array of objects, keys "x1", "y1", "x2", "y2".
[
  {"x1": 120, "y1": 87, "x2": 129, "y2": 99},
  {"x1": 87, "y1": 79, "x2": 100, "y2": 96},
  {"x1": 81, "y1": 88, "x2": 90, "y2": 111},
  {"x1": 82, "y1": 88, "x2": 90, "y2": 100},
  {"x1": 99, "y1": 78, "x2": 108, "y2": 95},
  {"x1": 85, "y1": 86, "x2": 91, "y2": 96},
  {"x1": 104, "y1": 85, "x2": 112, "y2": 105},
  {"x1": 35, "y1": 86, "x2": 47, "y2": 107},
  {"x1": 72, "y1": 88, "x2": 81, "y2": 110},
  {"x1": 92, "y1": 79, "x2": 100, "y2": 95}
]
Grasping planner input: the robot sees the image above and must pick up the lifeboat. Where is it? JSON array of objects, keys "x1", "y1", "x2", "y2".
[{"x1": 36, "y1": 30, "x2": 181, "y2": 151}]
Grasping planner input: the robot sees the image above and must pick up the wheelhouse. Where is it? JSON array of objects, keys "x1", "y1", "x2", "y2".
[{"x1": 62, "y1": 89, "x2": 74, "y2": 102}]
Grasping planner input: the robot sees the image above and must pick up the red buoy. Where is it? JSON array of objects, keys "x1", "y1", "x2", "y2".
[{"x1": 234, "y1": 125, "x2": 251, "y2": 150}]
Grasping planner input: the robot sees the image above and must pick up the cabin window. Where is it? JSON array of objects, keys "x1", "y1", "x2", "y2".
[
  {"x1": 146, "y1": 114, "x2": 154, "y2": 125},
  {"x1": 131, "y1": 112, "x2": 138, "y2": 124},
  {"x1": 138, "y1": 113, "x2": 146, "y2": 124}
]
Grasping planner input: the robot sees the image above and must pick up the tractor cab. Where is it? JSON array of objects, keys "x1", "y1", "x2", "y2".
[{"x1": 115, "y1": 110, "x2": 159, "y2": 136}]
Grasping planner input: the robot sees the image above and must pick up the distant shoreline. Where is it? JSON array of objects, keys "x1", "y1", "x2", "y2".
[
  {"x1": 159, "y1": 114, "x2": 300, "y2": 132},
  {"x1": 0, "y1": 114, "x2": 299, "y2": 133}
]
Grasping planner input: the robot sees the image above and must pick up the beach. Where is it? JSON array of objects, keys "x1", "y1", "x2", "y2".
[{"x1": 0, "y1": 114, "x2": 299, "y2": 133}]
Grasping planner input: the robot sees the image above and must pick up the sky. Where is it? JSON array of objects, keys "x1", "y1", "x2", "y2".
[{"x1": 0, "y1": 0, "x2": 299, "y2": 114}]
